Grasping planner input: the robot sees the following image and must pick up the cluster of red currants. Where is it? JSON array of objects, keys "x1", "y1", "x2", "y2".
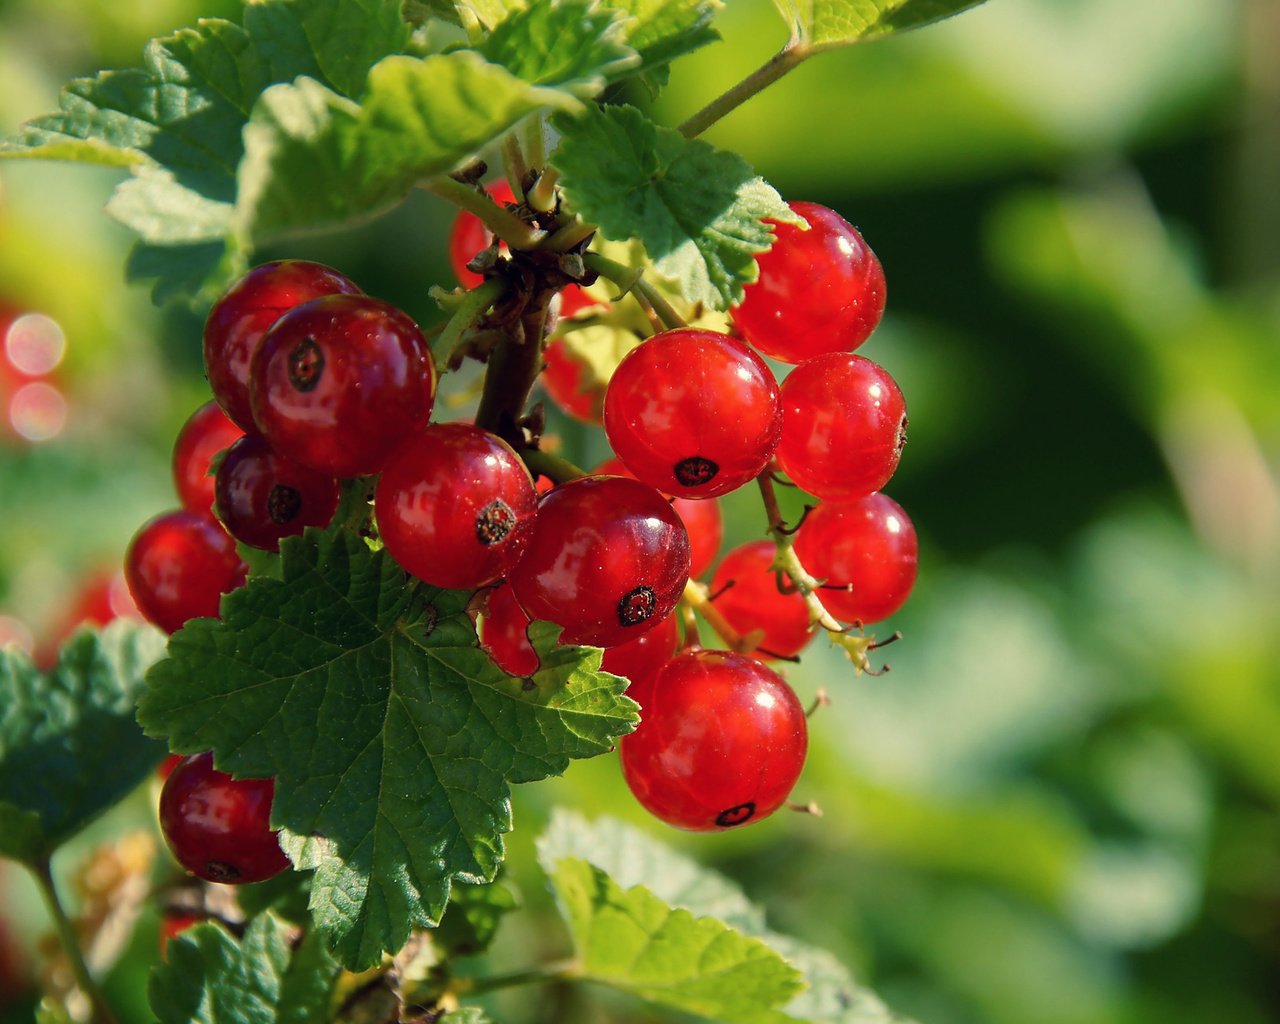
[{"x1": 138, "y1": 193, "x2": 918, "y2": 888}]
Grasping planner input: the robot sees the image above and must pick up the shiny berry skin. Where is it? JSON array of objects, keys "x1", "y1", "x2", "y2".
[
  {"x1": 204, "y1": 261, "x2": 362, "y2": 431},
  {"x1": 172, "y1": 402, "x2": 244, "y2": 513},
  {"x1": 621, "y1": 649, "x2": 807, "y2": 831},
  {"x1": 596, "y1": 457, "x2": 722, "y2": 578},
  {"x1": 732, "y1": 201, "x2": 885, "y2": 364},
  {"x1": 158, "y1": 752, "x2": 289, "y2": 885},
  {"x1": 709, "y1": 540, "x2": 812, "y2": 660},
  {"x1": 375, "y1": 423, "x2": 537, "y2": 590},
  {"x1": 125, "y1": 511, "x2": 247, "y2": 634},
  {"x1": 481, "y1": 584, "x2": 678, "y2": 690},
  {"x1": 604, "y1": 328, "x2": 781, "y2": 499},
  {"x1": 250, "y1": 294, "x2": 437, "y2": 478},
  {"x1": 508, "y1": 476, "x2": 690, "y2": 648},
  {"x1": 542, "y1": 338, "x2": 604, "y2": 423},
  {"x1": 794, "y1": 493, "x2": 918, "y2": 624},
  {"x1": 775, "y1": 353, "x2": 907, "y2": 501},
  {"x1": 214, "y1": 434, "x2": 340, "y2": 551}
]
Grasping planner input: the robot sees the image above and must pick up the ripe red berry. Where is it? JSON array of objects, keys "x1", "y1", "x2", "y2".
[
  {"x1": 449, "y1": 180, "x2": 517, "y2": 289},
  {"x1": 620, "y1": 649, "x2": 807, "y2": 831},
  {"x1": 375, "y1": 423, "x2": 537, "y2": 590},
  {"x1": 596, "y1": 457, "x2": 722, "y2": 579},
  {"x1": 250, "y1": 294, "x2": 437, "y2": 478},
  {"x1": 794, "y1": 493, "x2": 918, "y2": 624},
  {"x1": 157, "y1": 753, "x2": 184, "y2": 781},
  {"x1": 508, "y1": 476, "x2": 690, "y2": 648},
  {"x1": 604, "y1": 328, "x2": 781, "y2": 499},
  {"x1": 172, "y1": 402, "x2": 244, "y2": 514},
  {"x1": 774, "y1": 353, "x2": 907, "y2": 501},
  {"x1": 542, "y1": 337, "x2": 605, "y2": 423},
  {"x1": 159, "y1": 911, "x2": 204, "y2": 956},
  {"x1": 709, "y1": 540, "x2": 812, "y2": 660},
  {"x1": 124, "y1": 511, "x2": 247, "y2": 634},
  {"x1": 732, "y1": 201, "x2": 885, "y2": 364},
  {"x1": 214, "y1": 434, "x2": 340, "y2": 551},
  {"x1": 204, "y1": 261, "x2": 362, "y2": 431},
  {"x1": 481, "y1": 583, "x2": 679, "y2": 690},
  {"x1": 158, "y1": 752, "x2": 289, "y2": 885}
]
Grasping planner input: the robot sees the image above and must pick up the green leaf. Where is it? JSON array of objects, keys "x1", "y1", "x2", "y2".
[
  {"x1": 150, "y1": 915, "x2": 338, "y2": 1024},
  {"x1": 481, "y1": 1, "x2": 638, "y2": 96},
  {"x1": 125, "y1": 238, "x2": 247, "y2": 307},
  {"x1": 441, "y1": 1010, "x2": 495, "y2": 1024},
  {"x1": 456, "y1": 0, "x2": 525, "y2": 31},
  {"x1": 538, "y1": 812, "x2": 911, "y2": 1024},
  {"x1": 435, "y1": 878, "x2": 520, "y2": 957},
  {"x1": 552, "y1": 104, "x2": 798, "y2": 308},
  {"x1": 0, "y1": 0, "x2": 410, "y2": 300},
  {"x1": 235, "y1": 53, "x2": 582, "y2": 243},
  {"x1": 138, "y1": 530, "x2": 637, "y2": 970},
  {"x1": 0, "y1": 621, "x2": 167, "y2": 866},
  {"x1": 237, "y1": 871, "x2": 314, "y2": 925},
  {"x1": 773, "y1": 0, "x2": 988, "y2": 49},
  {"x1": 607, "y1": 0, "x2": 722, "y2": 91}
]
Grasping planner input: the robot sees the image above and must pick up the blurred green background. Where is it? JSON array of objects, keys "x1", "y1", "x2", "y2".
[{"x1": 2, "y1": 0, "x2": 1279, "y2": 1022}]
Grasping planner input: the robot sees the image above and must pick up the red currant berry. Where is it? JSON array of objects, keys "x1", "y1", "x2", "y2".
[
  {"x1": 508, "y1": 476, "x2": 690, "y2": 648},
  {"x1": 542, "y1": 338, "x2": 605, "y2": 423},
  {"x1": 604, "y1": 328, "x2": 781, "y2": 499},
  {"x1": 449, "y1": 181, "x2": 517, "y2": 289},
  {"x1": 125, "y1": 511, "x2": 247, "y2": 634},
  {"x1": 250, "y1": 295, "x2": 437, "y2": 478},
  {"x1": 732, "y1": 201, "x2": 885, "y2": 364},
  {"x1": 204, "y1": 261, "x2": 362, "y2": 431},
  {"x1": 480, "y1": 582, "x2": 541, "y2": 677},
  {"x1": 159, "y1": 752, "x2": 289, "y2": 885},
  {"x1": 159, "y1": 911, "x2": 204, "y2": 956},
  {"x1": 172, "y1": 402, "x2": 244, "y2": 514},
  {"x1": 214, "y1": 434, "x2": 340, "y2": 551},
  {"x1": 794, "y1": 493, "x2": 918, "y2": 624},
  {"x1": 596, "y1": 457, "x2": 722, "y2": 578},
  {"x1": 376, "y1": 423, "x2": 537, "y2": 590},
  {"x1": 157, "y1": 753, "x2": 184, "y2": 781},
  {"x1": 621, "y1": 649, "x2": 807, "y2": 831},
  {"x1": 481, "y1": 584, "x2": 678, "y2": 690},
  {"x1": 775, "y1": 353, "x2": 907, "y2": 501},
  {"x1": 709, "y1": 540, "x2": 812, "y2": 660}
]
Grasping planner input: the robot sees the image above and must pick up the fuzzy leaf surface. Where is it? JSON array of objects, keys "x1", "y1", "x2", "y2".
[
  {"x1": 481, "y1": 1, "x2": 637, "y2": 95},
  {"x1": 773, "y1": 0, "x2": 988, "y2": 48},
  {"x1": 0, "y1": 0, "x2": 410, "y2": 300},
  {"x1": 138, "y1": 530, "x2": 637, "y2": 970},
  {"x1": 538, "y1": 812, "x2": 910, "y2": 1023},
  {"x1": 607, "y1": 0, "x2": 722, "y2": 90},
  {"x1": 150, "y1": 915, "x2": 338, "y2": 1024},
  {"x1": 236, "y1": 52, "x2": 581, "y2": 242},
  {"x1": 0, "y1": 622, "x2": 167, "y2": 865},
  {"x1": 553, "y1": 104, "x2": 797, "y2": 308}
]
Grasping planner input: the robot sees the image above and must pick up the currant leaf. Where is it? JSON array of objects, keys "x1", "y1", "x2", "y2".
[
  {"x1": 553, "y1": 104, "x2": 800, "y2": 308},
  {"x1": 606, "y1": 0, "x2": 723, "y2": 91},
  {"x1": 442, "y1": 1010, "x2": 495, "y2": 1024},
  {"x1": 435, "y1": 879, "x2": 520, "y2": 957},
  {"x1": 0, "y1": 622, "x2": 167, "y2": 866},
  {"x1": 0, "y1": 0, "x2": 410, "y2": 302},
  {"x1": 236, "y1": 53, "x2": 581, "y2": 243},
  {"x1": 149, "y1": 915, "x2": 338, "y2": 1024},
  {"x1": 455, "y1": 0, "x2": 524, "y2": 31},
  {"x1": 481, "y1": 1, "x2": 638, "y2": 96},
  {"x1": 773, "y1": 0, "x2": 989, "y2": 49},
  {"x1": 138, "y1": 529, "x2": 637, "y2": 970},
  {"x1": 538, "y1": 812, "x2": 914, "y2": 1024}
]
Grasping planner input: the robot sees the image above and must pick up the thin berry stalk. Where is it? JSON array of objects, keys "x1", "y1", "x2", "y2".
[
  {"x1": 34, "y1": 858, "x2": 116, "y2": 1024},
  {"x1": 426, "y1": 177, "x2": 546, "y2": 250}
]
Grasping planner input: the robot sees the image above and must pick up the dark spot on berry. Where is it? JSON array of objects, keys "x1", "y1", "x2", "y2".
[
  {"x1": 267, "y1": 484, "x2": 302, "y2": 525},
  {"x1": 715, "y1": 802, "x2": 756, "y2": 828},
  {"x1": 203, "y1": 860, "x2": 241, "y2": 883},
  {"x1": 475, "y1": 500, "x2": 516, "y2": 545},
  {"x1": 617, "y1": 585, "x2": 656, "y2": 627},
  {"x1": 522, "y1": 678, "x2": 537, "y2": 691},
  {"x1": 288, "y1": 337, "x2": 324, "y2": 392},
  {"x1": 674, "y1": 455, "x2": 719, "y2": 488}
]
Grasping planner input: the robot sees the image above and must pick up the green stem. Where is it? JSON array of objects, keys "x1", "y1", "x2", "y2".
[
  {"x1": 527, "y1": 167, "x2": 560, "y2": 215},
  {"x1": 582, "y1": 253, "x2": 686, "y2": 332},
  {"x1": 457, "y1": 959, "x2": 582, "y2": 996},
  {"x1": 502, "y1": 131, "x2": 530, "y2": 199},
  {"x1": 543, "y1": 216, "x2": 597, "y2": 252},
  {"x1": 425, "y1": 177, "x2": 546, "y2": 250},
  {"x1": 678, "y1": 44, "x2": 809, "y2": 139},
  {"x1": 33, "y1": 859, "x2": 115, "y2": 1024},
  {"x1": 473, "y1": 286, "x2": 555, "y2": 449},
  {"x1": 522, "y1": 116, "x2": 548, "y2": 175},
  {"x1": 431, "y1": 278, "x2": 506, "y2": 372},
  {"x1": 521, "y1": 449, "x2": 587, "y2": 484}
]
